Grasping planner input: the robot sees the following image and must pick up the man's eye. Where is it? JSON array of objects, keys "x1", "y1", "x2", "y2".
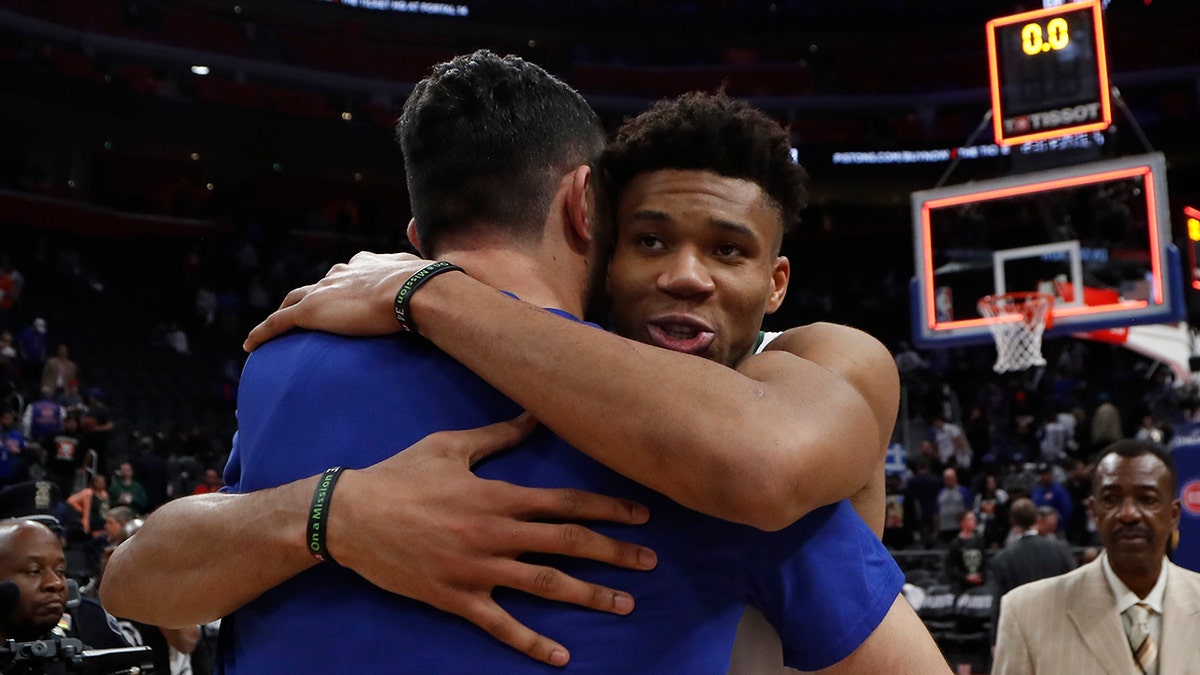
[
  {"x1": 715, "y1": 243, "x2": 743, "y2": 258},
  {"x1": 635, "y1": 235, "x2": 664, "y2": 250}
]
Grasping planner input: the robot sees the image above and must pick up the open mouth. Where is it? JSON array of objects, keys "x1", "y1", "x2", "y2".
[{"x1": 647, "y1": 318, "x2": 715, "y2": 355}]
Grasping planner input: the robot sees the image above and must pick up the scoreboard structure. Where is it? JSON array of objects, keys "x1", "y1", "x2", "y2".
[
  {"x1": 910, "y1": 3, "x2": 1187, "y2": 352},
  {"x1": 986, "y1": 0, "x2": 1112, "y2": 146}
]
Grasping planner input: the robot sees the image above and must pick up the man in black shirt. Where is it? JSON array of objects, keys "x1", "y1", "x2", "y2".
[{"x1": 0, "y1": 483, "x2": 132, "y2": 674}]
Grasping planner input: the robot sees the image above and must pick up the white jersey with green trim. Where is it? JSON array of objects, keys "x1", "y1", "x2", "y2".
[{"x1": 754, "y1": 331, "x2": 783, "y2": 355}]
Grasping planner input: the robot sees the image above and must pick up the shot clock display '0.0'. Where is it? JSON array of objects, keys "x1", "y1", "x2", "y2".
[{"x1": 986, "y1": 0, "x2": 1112, "y2": 146}]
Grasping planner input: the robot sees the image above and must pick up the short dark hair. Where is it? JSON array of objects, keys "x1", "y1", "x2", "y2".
[
  {"x1": 597, "y1": 91, "x2": 808, "y2": 247},
  {"x1": 398, "y1": 50, "x2": 605, "y2": 255},
  {"x1": 1009, "y1": 497, "x2": 1037, "y2": 529},
  {"x1": 1094, "y1": 438, "x2": 1179, "y2": 494}
]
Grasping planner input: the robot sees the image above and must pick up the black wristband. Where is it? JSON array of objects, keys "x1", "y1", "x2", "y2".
[
  {"x1": 393, "y1": 261, "x2": 464, "y2": 335},
  {"x1": 307, "y1": 466, "x2": 346, "y2": 563}
]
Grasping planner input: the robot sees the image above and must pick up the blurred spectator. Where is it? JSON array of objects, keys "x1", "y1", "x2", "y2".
[
  {"x1": 0, "y1": 408, "x2": 28, "y2": 488},
  {"x1": 1010, "y1": 414, "x2": 1038, "y2": 465},
  {"x1": 1030, "y1": 463, "x2": 1072, "y2": 537},
  {"x1": 905, "y1": 457, "x2": 941, "y2": 546},
  {"x1": 1142, "y1": 367, "x2": 1175, "y2": 423},
  {"x1": 1003, "y1": 462, "x2": 1039, "y2": 501},
  {"x1": 893, "y1": 341, "x2": 929, "y2": 378},
  {"x1": 195, "y1": 286, "x2": 218, "y2": 329},
  {"x1": 47, "y1": 414, "x2": 85, "y2": 498},
  {"x1": 66, "y1": 472, "x2": 111, "y2": 575},
  {"x1": 21, "y1": 385, "x2": 65, "y2": 448},
  {"x1": 973, "y1": 472, "x2": 1009, "y2": 549},
  {"x1": 66, "y1": 473, "x2": 110, "y2": 538},
  {"x1": 963, "y1": 404, "x2": 990, "y2": 467},
  {"x1": 987, "y1": 497, "x2": 1076, "y2": 646},
  {"x1": 882, "y1": 472, "x2": 914, "y2": 550},
  {"x1": 129, "y1": 434, "x2": 169, "y2": 512},
  {"x1": 0, "y1": 330, "x2": 20, "y2": 383},
  {"x1": 1089, "y1": 393, "x2": 1122, "y2": 453},
  {"x1": 1034, "y1": 505, "x2": 1060, "y2": 538},
  {"x1": 931, "y1": 414, "x2": 972, "y2": 474},
  {"x1": 109, "y1": 461, "x2": 149, "y2": 514},
  {"x1": 1134, "y1": 414, "x2": 1167, "y2": 445},
  {"x1": 81, "y1": 392, "x2": 115, "y2": 477},
  {"x1": 79, "y1": 505, "x2": 139, "y2": 599},
  {"x1": 56, "y1": 378, "x2": 86, "y2": 414},
  {"x1": 935, "y1": 466, "x2": 972, "y2": 544},
  {"x1": 16, "y1": 317, "x2": 47, "y2": 387},
  {"x1": 1038, "y1": 411, "x2": 1071, "y2": 464},
  {"x1": 41, "y1": 343, "x2": 77, "y2": 395},
  {"x1": 943, "y1": 510, "x2": 986, "y2": 592},
  {"x1": 191, "y1": 467, "x2": 224, "y2": 495},
  {"x1": 1063, "y1": 459, "x2": 1095, "y2": 546},
  {"x1": 103, "y1": 505, "x2": 139, "y2": 547}
]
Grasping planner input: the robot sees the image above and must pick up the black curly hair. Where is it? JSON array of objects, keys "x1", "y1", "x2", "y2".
[{"x1": 596, "y1": 91, "x2": 808, "y2": 245}]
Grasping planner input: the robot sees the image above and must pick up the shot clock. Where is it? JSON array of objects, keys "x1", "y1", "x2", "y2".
[{"x1": 986, "y1": 0, "x2": 1112, "y2": 145}]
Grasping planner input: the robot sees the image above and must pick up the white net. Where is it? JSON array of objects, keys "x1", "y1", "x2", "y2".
[{"x1": 977, "y1": 292, "x2": 1054, "y2": 373}]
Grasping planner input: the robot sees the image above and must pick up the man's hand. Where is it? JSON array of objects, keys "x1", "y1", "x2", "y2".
[
  {"x1": 101, "y1": 415, "x2": 654, "y2": 669},
  {"x1": 329, "y1": 414, "x2": 658, "y2": 667},
  {"x1": 245, "y1": 251, "x2": 429, "y2": 351}
]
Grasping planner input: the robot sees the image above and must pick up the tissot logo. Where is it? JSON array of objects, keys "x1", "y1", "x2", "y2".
[{"x1": 1004, "y1": 102, "x2": 1102, "y2": 134}]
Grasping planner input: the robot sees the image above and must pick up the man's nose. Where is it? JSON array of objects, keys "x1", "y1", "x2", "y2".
[
  {"x1": 657, "y1": 250, "x2": 715, "y2": 298},
  {"x1": 42, "y1": 570, "x2": 65, "y2": 592},
  {"x1": 1116, "y1": 497, "x2": 1142, "y2": 521}
]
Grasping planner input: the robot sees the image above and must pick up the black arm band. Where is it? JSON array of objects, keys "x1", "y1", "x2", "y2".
[
  {"x1": 393, "y1": 261, "x2": 465, "y2": 335},
  {"x1": 307, "y1": 466, "x2": 346, "y2": 563}
]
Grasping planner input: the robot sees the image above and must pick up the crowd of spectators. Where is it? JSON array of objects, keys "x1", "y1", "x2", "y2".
[
  {"x1": 880, "y1": 327, "x2": 1200, "y2": 668},
  {"x1": 5, "y1": 191, "x2": 1199, "y2": 671}
]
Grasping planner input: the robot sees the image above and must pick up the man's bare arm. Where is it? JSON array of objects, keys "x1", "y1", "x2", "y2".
[
  {"x1": 245, "y1": 253, "x2": 894, "y2": 532},
  {"x1": 758, "y1": 324, "x2": 896, "y2": 535},
  {"x1": 101, "y1": 416, "x2": 657, "y2": 667},
  {"x1": 813, "y1": 594, "x2": 951, "y2": 675}
]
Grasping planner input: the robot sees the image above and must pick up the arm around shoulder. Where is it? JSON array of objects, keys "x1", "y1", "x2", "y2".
[
  {"x1": 750, "y1": 322, "x2": 899, "y2": 531},
  {"x1": 760, "y1": 322, "x2": 900, "y2": 453}
]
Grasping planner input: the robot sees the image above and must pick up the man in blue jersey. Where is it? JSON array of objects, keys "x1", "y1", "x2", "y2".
[{"x1": 105, "y1": 52, "x2": 948, "y2": 672}]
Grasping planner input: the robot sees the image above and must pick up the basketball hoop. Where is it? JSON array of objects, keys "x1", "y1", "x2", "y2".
[{"x1": 977, "y1": 292, "x2": 1055, "y2": 373}]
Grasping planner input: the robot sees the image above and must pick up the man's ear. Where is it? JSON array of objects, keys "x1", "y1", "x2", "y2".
[
  {"x1": 566, "y1": 164, "x2": 594, "y2": 248},
  {"x1": 765, "y1": 256, "x2": 790, "y2": 314},
  {"x1": 406, "y1": 219, "x2": 425, "y2": 256}
]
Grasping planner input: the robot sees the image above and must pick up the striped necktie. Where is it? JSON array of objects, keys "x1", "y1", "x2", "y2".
[{"x1": 1125, "y1": 602, "x2": 1157, "y2": 675}]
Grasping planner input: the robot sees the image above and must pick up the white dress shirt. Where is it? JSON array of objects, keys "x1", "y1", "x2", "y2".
[{"x1": 1102, "y1": 553, "x2": 1167, "y2": 675}]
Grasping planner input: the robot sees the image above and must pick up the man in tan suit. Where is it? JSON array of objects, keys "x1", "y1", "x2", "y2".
[{"x1": 994, "y1": 439, "x2": 1200, "y2": 674}]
